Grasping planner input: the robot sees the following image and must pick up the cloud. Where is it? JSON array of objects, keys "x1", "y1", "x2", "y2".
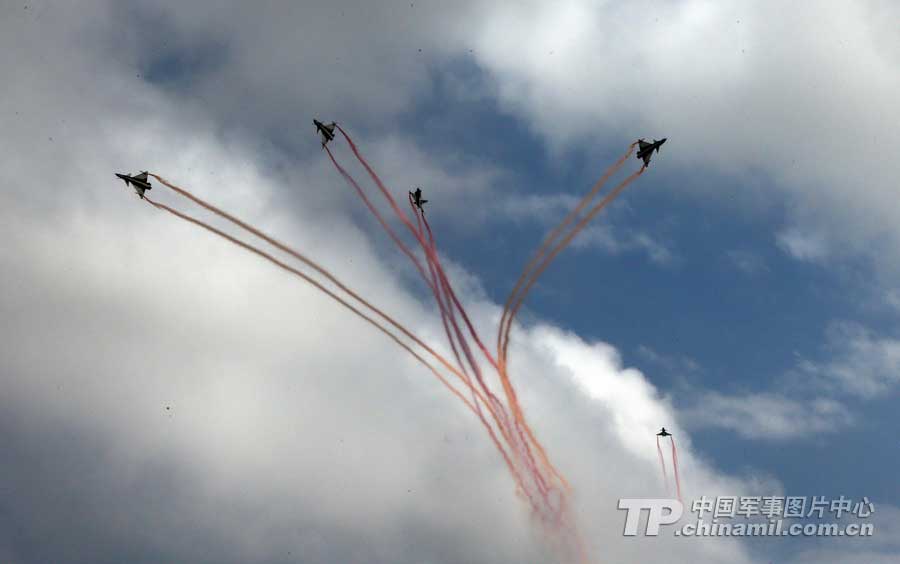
[
  {"x1": 776, "y1": 228, "x2": 829, "y2": 262},
  {"x1": 786, "y1": 504, "x2": 900, "y2": 564},
  {"x1": 458, "y1": 1, "x2": 900, "y2": 279},
  {"x1": 683, "y1": 318, "x2": 900, "y2": 441},
  {"x1": 636, "y1": 345, "x2": 701, "y2": 376},
  {"x1": 799, "y1": 322, "x2": 900, "y2": 399},
  {"x1": 498, "y1": 194, "x2": 677, "y2": 265},
  {"x1": 726, "y1": 249, "x2": 768, "y2": 274},
  {"x1": 685, "y1": 392, "x2": 852, "y2": 440}
]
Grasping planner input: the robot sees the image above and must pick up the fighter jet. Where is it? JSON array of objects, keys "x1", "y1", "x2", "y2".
[
  {"x1": 657, "y1": 427, "x2": 672, "y2": 437},
  {"x1": 636, "y1": 138, "x2": 667, "y2": 167},
  {"x1": 115, "y1": 171, "x2": 152, "y2": 199},
  {"x1": 409, "y1": 187, "x2": 428, "y2": 213},
  {"x1": 314, "y1": 119, "x2": 336, "y2": 148}
]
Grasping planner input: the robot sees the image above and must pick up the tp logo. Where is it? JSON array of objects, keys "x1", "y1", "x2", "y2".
[{"x1": 618, "y1": 499, "x2": 684, "y2": 536}]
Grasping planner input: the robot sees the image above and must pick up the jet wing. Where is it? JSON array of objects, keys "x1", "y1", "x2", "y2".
[
  {"x1": 134, "y1": 172, "x2": 148, "y2": 182},
  {"x1": 642, "y1": 153, "x2": 652, "y2": 166},
  {"x1": 638, "y1": 140, "x2": 651, "y2": 151}
]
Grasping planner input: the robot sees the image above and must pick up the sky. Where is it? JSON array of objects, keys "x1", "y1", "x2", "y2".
[{"x1": 1, "y1": 1, "x2": 898, "y2": 563}]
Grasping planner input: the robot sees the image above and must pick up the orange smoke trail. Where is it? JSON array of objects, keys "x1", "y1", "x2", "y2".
[
  {"x1": 323, "y1": 126, "x2": 614, "y2": 559},
  {"x1": 497, "y1": 143, "x2": 636, "y2": 358},
  {"x1": 322, "y1": 153, "x2": 514, "y2": 447},
  {"x1": 656, "y1": 435, "x2": 670, "y2": 495},
  {"x1": 148, "y1": 175, "x2": 533, "y2": 501},
  {"x1": 500, "y1": 167, "x2": 646, "y2": 367},
  {"x1": 670, "y1": 436, "x2": 683, "y2": 502},
  {"x1": 331, "y1": 131, "x2": 544, "y2": 501},
  {"x1": 412, "y1": 195, "x2": 485, "y2": 414},
  {"x1": 143, "y1": 194, "x2": 529, "y2": 491},
  {"x1": 418, "y1": 207, "x2": 551, "y2": 500},
  {"x1": 489, "y1": 167, "x2": 647, "y2": 498},
  {"x1": 142, "y1": 196, "x2": 469, "y2": 408},
  {"x1": 332, "y1": 127, "x2": 566, "y2": 509},
  {"x1": 328, "y1": 130, "x2": 568, "y2": 524},
  {"x1": 147, "y1": 174, "x2": 514, "y2": 440},
  {"x1": 326, "y1": 145, "x2": 514, "y2": 440},
  {"x1": 336, "y1": 125, "x2": 500, "y2": 371},
  {"x1": 320, "y1": 150, "x2": 439, "y2": 296},
  {"x1": 149, "y1": 174, "x2": 487, "y2": 401}
]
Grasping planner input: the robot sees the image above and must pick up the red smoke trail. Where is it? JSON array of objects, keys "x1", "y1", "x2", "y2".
[
  {"x1": 322, "y1": 150, "x2": 514, "y2": 438},
  {"x1": 491, "y1": 163, "x2": 646, "y2": 498},
  {"x1": 326, "y1": 142, "x2": 513, "y2": 440},
  {"x1": 141, "y1": 196, "x2": 470, "y2": 408},
  {"x1": 320, "y1": 151, "x2": 536, "y2": 509},
  {"x1": 418, "y1": 206, "x2": 550, "y2": 500},
  {"x1": 412, "y1": 196, "x2": 483, "y2": 410},
  {"x1": 488, "y1": 166, "x2": 647, "y2": 498},
  {"x1": 656, "y1": 436, "x2": 670, "y2": 495},
  {"x1": 497, "y1": 143, "x2": 636, "y2": 358},
  {"x1": 325, "y1": 147, "x2": 508, "y2": 428},
  {"x1": 328, "y1": 131, "x2": 562, "y2": 520},
  {"x1": 500, "y1": 167, "x2": 646, "y2": 368},
  {"x1": 143, "y1": 193, "x2": 529, "y2": 493},
  {"x1": 336, "y1": 125, "x2": 499, "y2": 372},
  {"x1": 149, "y1": 174, "x2": 499, "y2": 414},
  {"x1": 322, "y1": 150, "x2": 436, "y2": 294},
  {"x1": 330, "y1": 133, "x2": 538, "y2": 495},
  {"x1": 670, "y1": 437, "x2": 683, "y2": 502}
]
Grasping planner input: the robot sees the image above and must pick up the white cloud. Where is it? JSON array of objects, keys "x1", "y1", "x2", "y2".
[
  {"x1": 686, "y1": 392, "x2": 853, "y2": 440},
  {"x1": 498, "y1": 194, "x2": 677, "y2": 265},
  {"x1": 776, "y1": 228, "x2": 830, "y2": 262},
  {"x1": 786, "y1": 504, "x2": 900, "y2": 564},
  {"x1": 457, "y1": 1, "x2": 900, "y2": 277},
  {"x1": 726, "y1": 249, "x2": 768, "y2": 274},
  {"x1": 801, "y1": 322, "x2": 900, "y2": 399}
]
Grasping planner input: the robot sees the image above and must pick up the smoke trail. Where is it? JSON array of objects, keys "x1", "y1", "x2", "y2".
[
  {"x1": 323, "y1": 150, "x2": 508, "y2": 427},
  {"x1": 498, "y1": 143, "x2": 636, "y2": 357},
  {"x1": 329, "y1": 130, "x2": 562, "y2": 507},
  {"x1": 149, "y1": 175, "x2": 532, "y2": 501},
  {"x1": 328, "y1": 131, "x2": 571, "y2": 530},
  {"x1": 142, "y1": 194, "x2": 529, "y2": 490},
  {"x1": 408, "y1": 189, "x2": 556, "y2": 502},
  {"x1": 141, "y1": 196, "x2": 470, "y2": 407},
  {"x1": 485, "y1": 166, "x2": 647, "y2": 505},
  {"x1": 326, "y1": 144, "x2": 518, "y2": 459},
  {"x1": 656, "y1": 436, "x2": 670, "y2": 495},
  {"x1": 670, "y1": 436, "x2": 683, "y2": 502},
  {"x1": 149, "y1": 174, "x2": 494, "y2": 410},
  {"x1": 500, "y1": 167, "x2": 645, "y2": 366},
  {"x1": 336, "y1": 125, "x2": 500, "y2": 371}
]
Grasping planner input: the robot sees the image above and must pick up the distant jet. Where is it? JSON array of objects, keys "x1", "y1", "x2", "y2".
[
  {"x1": 409, "y1": 187, "x2": 428, "y2": 213},
  {"x1": 636, "y1": 138, "x2": 667, "y2": 167},
  {"x1": 314, "y1": 119, "x2": 336, "y2": 147},
  {"x1": 657, "y1": 427, "x2": 672, "y2": 437},
  {"x1": 115, "y1": 171, "x2": 151, "y2": 199}
]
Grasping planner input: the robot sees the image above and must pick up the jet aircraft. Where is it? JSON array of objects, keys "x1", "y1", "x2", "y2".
[
  {"x1": 409, "y1": 187, "x2": 428, "y2": 213},
  {"x1": 656, "y1": 427, "x2": 672, "y2": 437},
  {"x1": 314, "y1": 119, "x2": 336, "y2": 147},
  {"x1": 636, "y1": 138, "x2": 667, "y2": 167},
  {"x1": 115, "y1": 171, "x2": 152, "y2": 199}
]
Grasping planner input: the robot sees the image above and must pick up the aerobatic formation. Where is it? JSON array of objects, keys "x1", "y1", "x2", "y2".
[{"x1": 121, "y1": 122, "x2": 666, "y2": 563}]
